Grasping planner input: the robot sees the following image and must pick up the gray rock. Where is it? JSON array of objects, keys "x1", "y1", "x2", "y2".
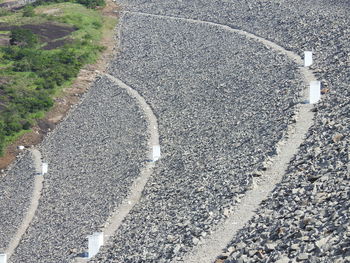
[
  {"x1": 10, "y1": 77, "x2": 148, "y2": 263},
  {"x1": 297, "y1": 253, "x2": 309, "y2": 261},
  {"x1": 276, "y1": 256, "x2": 290, "y2": 263},
  {"x1": 266, "y1": 242, "x2": 277, "y2": 251},
  {"x1": 2, "y1": 0, "x2": 349, "y2": 262}
]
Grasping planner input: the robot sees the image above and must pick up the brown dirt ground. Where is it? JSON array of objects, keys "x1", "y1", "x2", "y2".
[
  {"x1": 23, "y1": 23, "x2": 76, "y2": 40},
  {"x1": 0, "y1": 22, "x2": 76, "y2": 49},
  {"x1": 43, "y1": 38, "x2": 73, "y2": 50},
  {"x1": 0, "y1": 0, "x2": 120, "y2": 171}
]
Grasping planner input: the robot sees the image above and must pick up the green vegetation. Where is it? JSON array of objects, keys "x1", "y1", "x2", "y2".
[
  {"x1": 0, "y1": 8, "x2": 11, "y2": 17},
  {"x1": 10, "y1": 28, "x2": 38, "y2": 46},
  {"x1": 0, "y1": 2, "x2": 115, "y2": 155},
  {"x1": 22, "y1": 6, "x2": 36, "y2": 17},
  {"x1": 76, "y1": 0, "x2": 105, "y2": 8},
  {"x1": 34, "y1": 0, "x2": 105, "y2": 9}
]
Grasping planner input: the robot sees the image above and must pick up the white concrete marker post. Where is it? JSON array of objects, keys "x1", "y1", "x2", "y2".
[
  {"x1": 88, "y1": 232, "x2": 104, "y2": 259},
  {"x1": 41, "y1": 163, "x2": 48, "y2": 175},
  {"x1": 309, "y1": 81, "x2": 321, "y2": 104},
  {"x1": 0, "y1": 253, "x2": 7, "y2": 263},
  {"x1": 304, "y1": 51, "x2": 313, "y2": 67},
  {"x1": 151, "y1": 145, "x2": 161, "y2": 162}
]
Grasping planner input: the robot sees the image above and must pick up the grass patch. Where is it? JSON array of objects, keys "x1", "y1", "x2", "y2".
[
  {"x1": 4, "y1": 129, "x2": 31, "y2": 146},
  {"x1": 0, "y1": 1, "x2": 114, "y2": 155}
]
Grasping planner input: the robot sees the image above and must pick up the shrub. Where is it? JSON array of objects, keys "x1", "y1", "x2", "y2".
[
  {"x1": 22, "y1": 121, "x2": 32, "y2": 130},
  {"x1": 13, "y1": 91, "x2": 53, "y2": 113},
  {"x1": 4, "y1": 117, "x2": 22, "y2": 135},
  {"x1": 76, "y1": 0, "x2": 105, "y2": 8},
  {"x1": 22, "y1": 6, "x2": 35, "y2": 17},
  {"x1": 92, "y1": 21, "x2": 102, "y2": 29},
  {"x1": 10, "y1": 28, "x2": 38, "y2": 48},
  {"x1": 0, "y1": 8, "x2": 11, "y2": 17}
]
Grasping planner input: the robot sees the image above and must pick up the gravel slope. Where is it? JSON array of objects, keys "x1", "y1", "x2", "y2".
[
  {"x1": 0, "y1": 152, "x2": 35, "y2": 252},
  {"x1": 110, "y1": 0, "x2": 349, "y2": 262},
  {"x1": 1, "y1": 0, "x2": 347, "y2": 262},
  {"x1": 10, "y1": 76, "x2": 148, "y2": 263},
  {"x1": 91, "y1": 13, "x2": 303, "y2": 262},
  {"x1": 215, "y1": 1, "x2": 350, "y2": 260}
]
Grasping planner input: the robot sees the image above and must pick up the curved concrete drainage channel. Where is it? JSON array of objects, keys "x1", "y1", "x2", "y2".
[
  {"x1": 117, "y1": 11, "x2": 318, "y2": 263},
  {"x1": 73, "y1": 74, "x2": 160, "y2": 262},
  {"x1": 3, "y1": 148, "x2": 44, "y2": 262}
]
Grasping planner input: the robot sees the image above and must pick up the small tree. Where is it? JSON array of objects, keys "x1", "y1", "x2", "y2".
[
  {"x1": 10, "y1": 28, "x2": 38, "y2": 48},
  {"x1": 22, "y1": 6, "x2": 35, "y2": 17}
]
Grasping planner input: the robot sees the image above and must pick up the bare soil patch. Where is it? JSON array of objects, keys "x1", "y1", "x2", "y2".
[
  {"x1": 0, "y1": 0, "x2": 119, "y2": 171},
  {"x1": 0, "y1": 22, "x2": 76, "y2": 49},
  {"x1": 42, "y1": 38, "x2": 73, "y2": 50},
  {"x1": 25, "y1": 23, "x2": 75, "y2": 40}
]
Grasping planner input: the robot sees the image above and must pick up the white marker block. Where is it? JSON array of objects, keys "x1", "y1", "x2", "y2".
[
  {"x1": 41, "y1": 163, "x2": 48, "y2": 175},
  {"x1": 150, "y1": 145, "x2": 161, "y2": 162},
  {"x1": 18, "y1": 145, "x2": 25, "y2": 150},
  {"x1": 304, "y1": 51, "x2": 313, "y2": 67},
  {"x1": 309, "y1": 81, "x2": 321, "y2": 104},
  {"x1": 0, "y1": 254, "x2": 7, "y2": 263},
  {"x1": 88, "y1": 232, "x2": 104, "y2": 259}
]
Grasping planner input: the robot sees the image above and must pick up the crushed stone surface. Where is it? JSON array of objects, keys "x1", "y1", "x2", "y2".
[{"x1": 10, "y1": 76, "x2": 148, "y2": 263}]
